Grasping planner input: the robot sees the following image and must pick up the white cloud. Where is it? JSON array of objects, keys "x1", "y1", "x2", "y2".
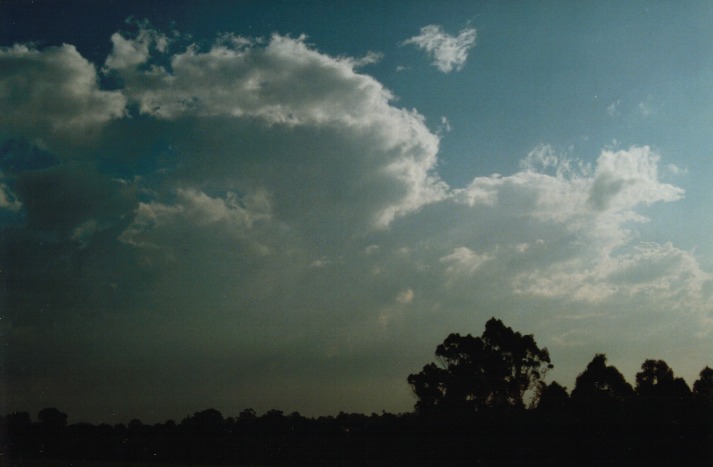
[
  {"x1": 460, "y1": 145, "x2": 682, "y2": 228},
  {"x1": 104, "y1": 25, "x2": 169, "y2": 71},
  {"x1": 106, "y1": 28, "x2": 447, "y2": 230},
  {"x1": 445, "y1": 145, "x2": 698, "y2": 308},
  {"x1": 110, "y1": 30, "x2": 393, "y2": 127},
  {"x1": 120, "y1": 188, "x2": 272, "y2": 250},
  {"x1": 309, "y1": 257, "x2": 331, "y2": 269},
  {"x1": 519, "y1": 144, "x2": 564, "y2": 174},
  {"x1": 512, "y1": 242, "x2": 711, "y2": 307},
  {"x1": 588, "y1": 146, "x2": 683, "y2": 212},
  {"x1": 401, "y1": 25, "x2": 477, "y2": 73},
  {"x1": 440, "y1": 247, "x2": 491, "y2": 274},
  {"x1": 176, "y1": 188, "x2": 271, "y2": 227},
  {"x1": 0, "y1": 44, "x2": 126, "y2": 139}
]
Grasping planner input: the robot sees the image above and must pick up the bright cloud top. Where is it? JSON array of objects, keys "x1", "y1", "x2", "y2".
[{"x1": 401, "y1": 25, "x2": 477, "y2": 73}]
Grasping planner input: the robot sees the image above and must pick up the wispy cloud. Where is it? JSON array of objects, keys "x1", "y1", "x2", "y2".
[{"x1": 401, "y1": 25, "x2": 477, "y2": 73}]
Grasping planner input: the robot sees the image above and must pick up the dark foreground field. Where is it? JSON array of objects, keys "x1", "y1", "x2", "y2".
[
  {"x1": 3, "y1": 406, "x2": 712, "y2": 466},
  {"x1": 4, "y1": 462, "x2": 220, "y2": 467}
]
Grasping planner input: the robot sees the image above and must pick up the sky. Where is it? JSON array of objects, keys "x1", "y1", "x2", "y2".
[{"x1": 1, "y1": 0, "x2": 712, "y2": 424}]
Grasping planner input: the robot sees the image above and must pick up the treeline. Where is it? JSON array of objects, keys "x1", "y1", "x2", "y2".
[{"x1": 2, "y1": 319, "x2": 712, "y2": 465}]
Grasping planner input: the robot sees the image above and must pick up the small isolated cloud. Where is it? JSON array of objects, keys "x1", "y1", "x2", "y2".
[
  {"x1": 349, "y1": 51, "x2": 384, "y2": 68},
  {"x1": 638, "y1": 95, "x2": 655, "y2": 117},
  {"x1": 667, "y1": 163, "x2": 688, "y2": 175},
  {"x1": 606, "y1": 99, "x2": 621, "y2": 117},
  {"x1": 364, "y1": 244, "x2": 380, "y2": 255},
  {"x1": 438, "y1": 116, "x2": 452, "y2": 134},
  {"x1": 309, "y1": 257, "x2": 329, "y2": 268},
  {"x1": 550, "y1": 329, "x2": 590, "y2": 348},
  {"x1": 396, "y1": 288, "x2": 415, "y2": 304},
  {"x1": 401, "y1": 25, "x2": 477, "y2": 73},
  {"x1": 514, "y1": 243, "x2": 530, "y2": 253}
]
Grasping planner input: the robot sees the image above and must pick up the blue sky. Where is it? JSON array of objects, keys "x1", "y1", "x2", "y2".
[{"x1": 1, "y1": 1, "x2": 712, "y2": 423}]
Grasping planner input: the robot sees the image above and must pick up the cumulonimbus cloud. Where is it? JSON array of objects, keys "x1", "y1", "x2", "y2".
[{"x1": 1, "y1": 22, "x2": 711, "y2": 420}]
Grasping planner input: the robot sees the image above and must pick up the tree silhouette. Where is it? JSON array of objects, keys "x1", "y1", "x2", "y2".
[
  {"x1": 34, "y1": 408, "x2": 69, "y2": 458},
  {"x1": 635, "y1": 359, "x2": 691, "y2": 405},
  {"x1": 627, "y1": 359, "x2": 697, "y2": 462},
  {"x1": 182, "y1": 408, "x2": 225, "y2": 435},
  {"x1": 571, "y1": 354, "x2": 634, "y2": 411},
  {"x1": 407, "y1": 362, "x2": 451, "y2": 413},
  {"x1": 37, "y1": 407, "x2": 67, "y2": 429},
  {"x1": 691, "y1": 366, "x2": 713, "y2": 463},
  {"x1": 239, "y1": 408, "x2": 257, "y2": 420},
  {"x1": 408, "y1": 317, "x2": 552, "y2": 413},
  {"x1": 569, "y1": 355, "x2": 637, "y2": 462},
  {"x1": 693, "y1": 366, "x2": 713, "y2": 407}
]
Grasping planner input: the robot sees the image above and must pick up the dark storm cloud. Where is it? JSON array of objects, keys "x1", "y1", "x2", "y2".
[
  {"x1": 13, "y1": 163, "x2": 135, "y2": 234},
  {"x1": 0, "y1": 138, "x2": 146, "y2": 329}
]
